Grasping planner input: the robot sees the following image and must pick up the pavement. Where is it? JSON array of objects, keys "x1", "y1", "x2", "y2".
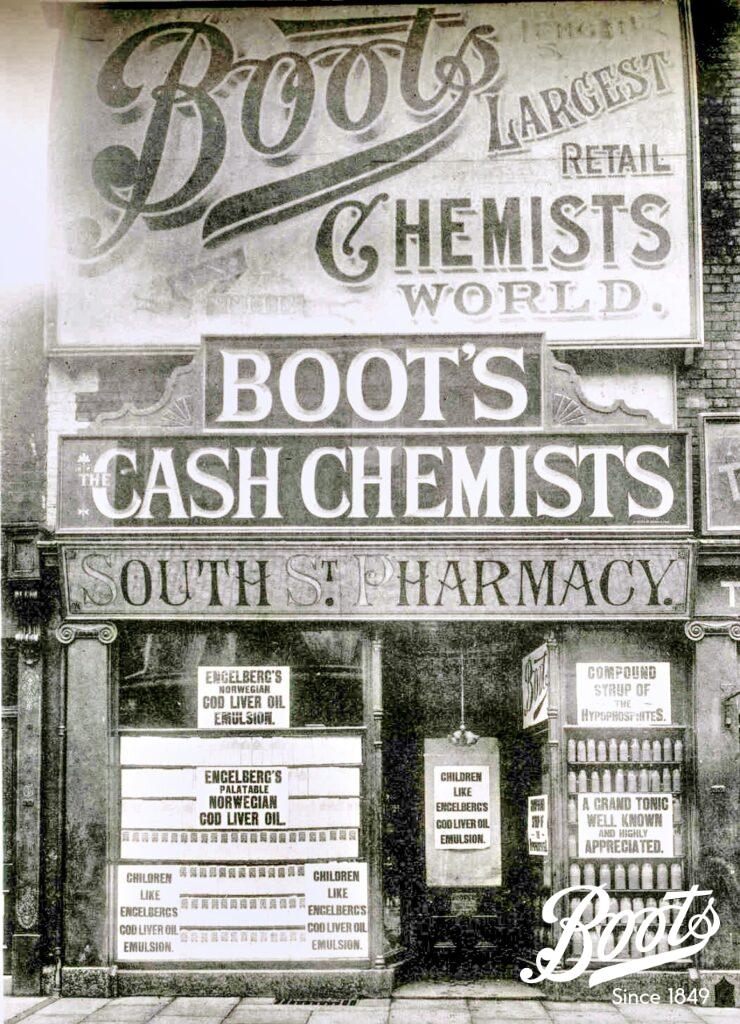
[{"x1": 4, "y1": 992, "x2": 740, "y2": 1024}]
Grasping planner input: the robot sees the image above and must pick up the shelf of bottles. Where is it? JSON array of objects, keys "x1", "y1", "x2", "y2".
[{"x1": 564, "y1": 725, "x2": 686, "y2": 962}]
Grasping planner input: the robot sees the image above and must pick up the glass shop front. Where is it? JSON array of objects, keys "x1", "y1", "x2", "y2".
[{"x1": 103, "y1": 618, "x2": 692, "y2": 991}]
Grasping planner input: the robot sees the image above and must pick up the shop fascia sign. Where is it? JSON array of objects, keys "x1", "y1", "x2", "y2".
[
  {"x1": 57, "y1": 336, "x2": 691, "y2": 534},
  {"x1": 49, "y1": 1, "x2": 701, "y2": 350},
  {"x1": 59, "y1": 540, "x2": 693, "y2": 620}
]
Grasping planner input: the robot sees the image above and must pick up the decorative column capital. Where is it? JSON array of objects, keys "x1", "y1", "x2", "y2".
[
  {"x1": 56, "y1": 622, "x2": 118, "y2": 646},
  {"x1": 684, "y1": 619, "x2": 740, "y2": 642}
]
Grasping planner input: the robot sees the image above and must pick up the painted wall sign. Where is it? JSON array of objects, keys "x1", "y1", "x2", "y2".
[
  {"x1": 50, "y1": 2, "x2": 700, "y2": 351},
  {"x1": 57, "y1": 431, "x2": 691, "y2": 532},
  {"x1": 522, "y1": 643, "x2": 549, "y2": 729},
  {"x1": 424, "y1": 739, "x2": 502, "y2": 887},
  {"x1": 576, "y1": 662, "x2": 672, "y2": 726},
  {"x1": 694, "y1": 569, "x2": 740, "y2": 617},
  {"x1": 577, "y1": 793, "x2": 674, "y2": 858},
  {"x1": 197, "y1": 665, "x2": 290, "y2": 729},
  {"x1": 116, "y1": 861, "x2": 368, "y2": 961},
  {"x1": 433, "y1": 766, "x2": 491, "y2": 850},
  {"x1": 699, "y1": 413, "x2": 740, "y2": 535},
  {"x1": 60, "y1": 542, "x2": 691, "y2": 619},
  {"x1": 527, "y1": 795, "x2": 549, "y2": 856}
]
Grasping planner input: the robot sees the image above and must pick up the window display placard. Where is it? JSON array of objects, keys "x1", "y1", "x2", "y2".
[
  {"x1": 194, "y1": 767, "x2": 289, "y2": 830},
  {"x1": 117, "y1": 862, "x2": 367, "y2": 961},
  {"x1": 197, "y1": 666, "x2": 290, "y2": 729},
  {"x1": 576, "y1": 662, "x2": 671, "y2": 726},
  {"x1": 305, "y1": 862, "x2": 369, "y2": 958},
  {"x1": 433, "y1": 766, "x2": 491, "y2": 850},
  {"x1": 527, "y1": 795, "x2": 549, "y2": 857},
  {"x1": 120, "y1": 734, "x2": 362, "y2": 861},
  {"x1": 577, "y1": 793, "x2": 674, "y2": 858},
  {"x1": 424, "y1": 738, "x2": 501, "y2": 887},
  {"x1": 522, "y1": 643, "x2": 549, "y2": 729}
]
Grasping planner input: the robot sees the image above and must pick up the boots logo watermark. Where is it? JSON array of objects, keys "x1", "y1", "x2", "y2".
[{"x1": 521, "y1": 885, "x2": 720, "y2": 987}]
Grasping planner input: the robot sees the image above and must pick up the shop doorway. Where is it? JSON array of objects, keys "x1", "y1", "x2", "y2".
[{"x1": 382, "y1": 624, "x2": 549, "y2": 979}]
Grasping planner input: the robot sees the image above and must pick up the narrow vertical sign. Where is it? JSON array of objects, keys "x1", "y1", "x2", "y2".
[
  {"x1": 522, "y1": 644, "x2": 549, "y2": 729},
  {"x1": 527, "y1": 795, "x2": 549, "y2": 857}
]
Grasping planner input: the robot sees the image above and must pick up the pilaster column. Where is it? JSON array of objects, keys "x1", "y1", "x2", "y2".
[
  {"x1": 684, "y1": 619, "x2": 740, "y2": 969},
  {"x1": 6, "y1": 530, "x2": 46, "y2": 995},
  {"x1": 545, "y1": 631, "x2": 565, "y2": 893},
  {"x1": 56, "y1": 622, "x2": 117, "y2": 968},
  {"x1": 12, "y1": 628, "x2": 43, "y2": 994},
  {"x1": 362, "y1": 629, "x2": 385, "y2": 967}
]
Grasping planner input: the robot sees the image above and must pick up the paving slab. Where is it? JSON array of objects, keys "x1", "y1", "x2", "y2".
[
  {"x1": 547, "y1": 1012, "x2": 621, "y2": 1024},
  {"x1": 468, "y1": 1001, "x2": 550, "y2": 1019},
  {"x1": 389, "y1": 1002, "x2": 471, "y2": 1024},
  {"x1": 544, "y1": 1000, "x2": 617, "y2": 1012},
  {"x1": 31, "y1": 1003, "x2": 110, "y2": 1018},
  {"x1": 4, "y1": 998, "x2": 55, "y2": 1023},
  {"x1": 306, "y1": 1009, "x2": 388, "y2": 1024},
  {"x1": 225, "y1": 1008, "x2": 312, "y2": 1024},
  {"x1": 84, "y1": 1006, "x2": 165, "y2": 1022},
  {"x1": 615, "y1": 1007, "x2": 706, "y2": 1022},
  {"x1": 12, "y1": 1015, "x2": 93, "y2": 1024},
  {"x1": 389, "y1": 1015, "x2": 470, "y2": 1024},
  {"x1": 159, "y1": 1001, "x2": 239, "y2": 1019},
  {"x1": 393, "y1": 982, "x2": 537, "y2": 1001},
  {"x1": 110, "y1": 1002, "x2": 172, "y2": 1008},
  {"x1": 140, "y1": 1018, "x2": 228, "y2": 1024},
  {"x1": 693, "y1": 1011, "x2": 740, "y2": 1021}
]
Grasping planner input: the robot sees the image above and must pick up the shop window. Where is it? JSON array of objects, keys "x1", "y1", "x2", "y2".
[{"x1": 118, "y1": 624, "x2": 363, "y2": 728}]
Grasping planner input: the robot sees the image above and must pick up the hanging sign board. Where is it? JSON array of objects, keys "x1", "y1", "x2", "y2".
[
  {"x1": 527, "y1": 795, "x2": 549, "y2": 857},
  {"x1": 577, "y1": 793, "x2": 674, "y2": 859},
  {"x1": 49, "y1": 1, "x2": 700, "y2": 351},
  {"x1": 576, "y1": 662, "x2": 671, "y2": 727},
  {"x1": 433, "y1": 766, "x2": 491, "y2": 850},
  {"x1": 197, "y1": 666, "x2": 290, "y2": 729},
  {"x1": 700, "y1": 413, "x2": 740, "y2": 535},
  {"x1": 424, "y1": 738, "x2": 501, "y2": 887},
  {"x1": 117, "y1": 862, "x2": 368, "y2": 961},
  {"x1": 522, "y1": 643, "x2": 550, "y2": 729}
]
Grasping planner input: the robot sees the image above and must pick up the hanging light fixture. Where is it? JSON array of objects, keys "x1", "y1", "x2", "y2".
[{"x1": 448, "y1": 652, "x2": 479, "y2": 746}]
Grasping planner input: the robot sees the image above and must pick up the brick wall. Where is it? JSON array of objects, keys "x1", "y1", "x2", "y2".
[
  {"x1": 678, "y1": 0, "x2": 740, "y2": 436},
  {"x1": 1, "y1": 294, "x2": 47, "y2": 525}
]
